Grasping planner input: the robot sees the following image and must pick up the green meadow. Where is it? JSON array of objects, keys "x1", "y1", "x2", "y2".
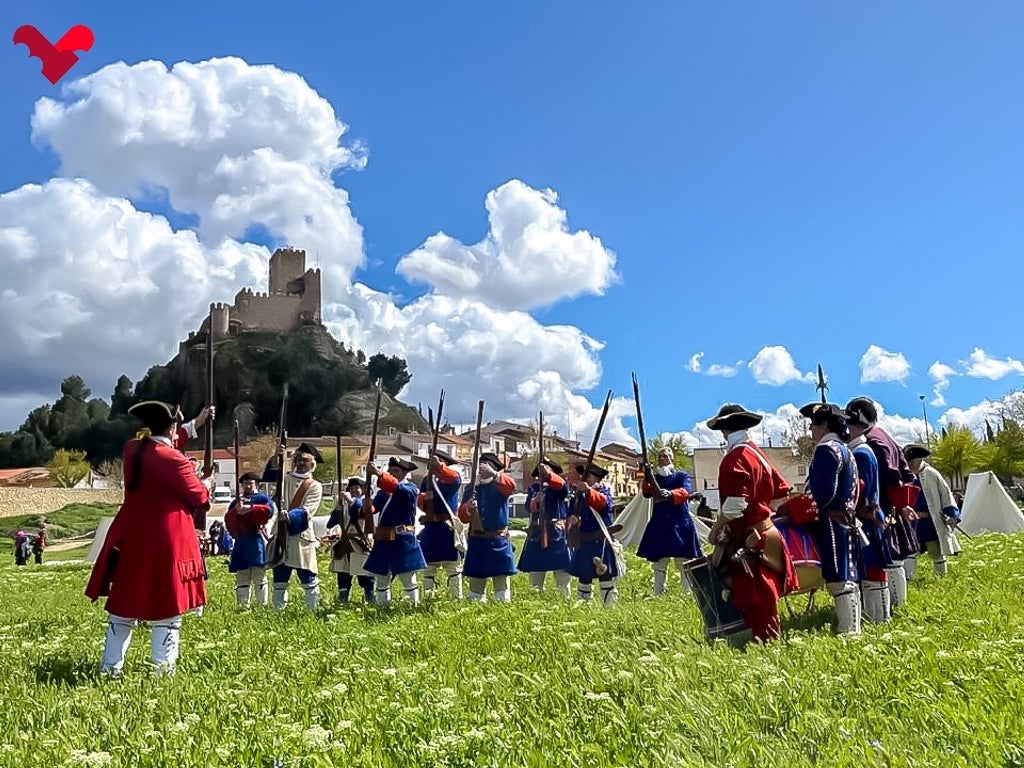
[{"x1": 1, "y1": 532, "x2": 1023, "y2": 767}]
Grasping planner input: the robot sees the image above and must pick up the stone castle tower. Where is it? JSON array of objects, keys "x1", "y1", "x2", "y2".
[{"x1": 185, "y1": 247, "x2": 322, "y2": 348}]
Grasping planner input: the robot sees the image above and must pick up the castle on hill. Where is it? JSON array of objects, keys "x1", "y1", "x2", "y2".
[{"x1": 185, "y1": 247, "x2": 322, "y2": 347}]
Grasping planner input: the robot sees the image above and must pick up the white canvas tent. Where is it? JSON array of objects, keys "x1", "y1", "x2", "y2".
[
  {"x1": 614, "y1": 492, "x2": 712, "y2": 548},
  {"x1": 960, "y1": 472, "x2": 1024, "y2": 535}
]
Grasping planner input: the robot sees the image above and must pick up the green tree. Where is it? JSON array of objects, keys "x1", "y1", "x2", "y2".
[
  {"x1": 985, "y1": 421, "x2": 1024, "y2": 484},
  {"x1": 110, "y1": 375, "x2": 134, "y2": 417},
  {"x1": 367, "y1": 353, "x2": 412, "y2": 397},
  {"x1": 50, "y1": 375, "x2": 91, "y2": 446},
  {"x1": 929, "y1": 425, "x2": 986, "y2": 491},
  {"x1": 781, "y1": 413, "x2": 815, "y2": 466},
  {"x1": 46, "y1": 448, "x2": 91, "y2": 487},
  {"x1": 648, "y1": 433, "x2": 694, "y2": 473}
]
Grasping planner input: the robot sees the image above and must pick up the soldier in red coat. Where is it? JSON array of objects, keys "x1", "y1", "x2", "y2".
[
  {"x1": 707, "y1": 404, "x2": 798, "y2": 643},
  {"x1": 85, "y1": 400, "x2": 212, "y2": 677}
]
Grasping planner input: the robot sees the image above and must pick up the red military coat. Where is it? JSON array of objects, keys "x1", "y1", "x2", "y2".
[
  {"x1": 718, "y1": 440, "x2": 798, "y2": 639},
  {"x1": 85, "y1": 438, "x2": 209, "y2": 621}
]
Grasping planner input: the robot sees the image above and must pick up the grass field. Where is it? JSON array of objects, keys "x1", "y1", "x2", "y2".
[{"x1": 1, "y1": 533, "x2": 1023, "y2": 767}]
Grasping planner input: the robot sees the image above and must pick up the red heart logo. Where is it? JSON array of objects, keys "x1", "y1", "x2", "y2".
[{"x1": 13, "y1": 24, "x2": 94, "y2": 84}]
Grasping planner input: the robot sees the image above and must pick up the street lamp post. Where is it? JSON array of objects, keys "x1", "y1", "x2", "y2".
[{"x1": 919, "y1": 395, "x2": 931, "y2": 447}]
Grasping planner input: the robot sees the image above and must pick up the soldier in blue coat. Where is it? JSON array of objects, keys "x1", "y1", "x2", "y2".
[
  {"x1": 364, "y1": 457, "x2": 427, "y2": 606},
  {"x1": 567, "y1": 463, "x2": 620, "y2": 607},
  {"x1": 417, "y1": 450, "x2": 464, "y2": 600},
  {"x1": 637, "y1": 447, "x2": 701, "y2": 595},
  {"x1": 845, "y1": 417, "x2": 892, "y2": 624},
  {"x1": 459, "y1": 452, "x2": 518, "y2": 602},
  {"x1": 224, "y1": 473, "x2": 275, "y2": 608},
  {"x1": 517, "y1": 459, "x2": 572, "y2": 598},
  {"x1": 802, "y1": 403, "x2": 862, "y2": 635}
]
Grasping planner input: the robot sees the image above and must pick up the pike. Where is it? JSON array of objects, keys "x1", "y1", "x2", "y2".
[
  {"x1": 266, "y1": 382, "x2": 290, "y2": 569},
  {"x1": 363, "y1": 379, "x2": 384, "y2": 538},
  {"x1": 816, "y1": 363, "x2": 828, "y2": 405}
]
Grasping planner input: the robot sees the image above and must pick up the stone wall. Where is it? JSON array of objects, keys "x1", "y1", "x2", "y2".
[{"x1": 0, "y1": 488, "x2": 123, "y2": 518}]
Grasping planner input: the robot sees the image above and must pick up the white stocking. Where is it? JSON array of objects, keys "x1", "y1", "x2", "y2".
[
  {"x1": 399, "y1": 572, "x2": 420, "y2": 606},
  {"x1": 101, "y1": 614, "x2": 135, "y2": 676},
  {"x1": 653, "y1": 559, "x2": 668, "y2": 596},
  {"x1": 151, "y1": 615, "x2": 182, "y2": 675}
]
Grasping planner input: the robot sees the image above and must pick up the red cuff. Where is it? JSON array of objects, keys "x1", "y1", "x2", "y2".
[
  {"x1": 886, "y1": 485, "x2": 919, "y2": 509},
  {"x1": 547, "y1": 473, "x2": 565, "y2": 490},
  {"x1": 378, "y1": 472, "x2": 398, "y2": 494},
  {"x1": 434, "y1": 463, "x2": 460, "y2": 482},
  {"x1": 496, "y1": 473, "x2": 516, "y2": 496}
]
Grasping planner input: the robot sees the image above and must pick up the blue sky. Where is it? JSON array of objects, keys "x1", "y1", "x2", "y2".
[{"x1": 1, "y1": 1, "x2": 1023, "y2": 446}]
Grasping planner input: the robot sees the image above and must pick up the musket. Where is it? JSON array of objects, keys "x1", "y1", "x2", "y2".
[
  {"x1": 580, "y1": 390, "x2": 615, "y2": 573},
  {"x1": 631, "y1": 372, "x2": 658, "y2": 493},
  {"x1": 268, "y1": 382, "x2": 290, "y2": 568},
  {"x1": 364, "y1": 378, "x2": 384, "y2": 537},
  {"x1": 467, "y1": 400, "x2": 485, "y2": 533},
  {"x1": 202, "y1": 304, "x2": 216, "y2": 480},
  {"x1": 816, "y1": 363, "x2": 828, "y2": 405},
  {"x1": 537, "y1": 410, "x2": 548, "y2": 549},
  {"x1": 422, "y1": 389, "x2": 446, "y2": 517},
  {"x1": 233, "y1": 418, "x2": 241, "y2": 504}
]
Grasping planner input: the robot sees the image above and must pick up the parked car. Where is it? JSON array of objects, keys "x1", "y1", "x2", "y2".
[{"x1": 212, "y1": 486, "x2": 234, "y2": 504}]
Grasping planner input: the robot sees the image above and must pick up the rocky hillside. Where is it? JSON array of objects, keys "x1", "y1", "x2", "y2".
[{"x1": 135, "y1": 323, "x2": 426, "y2": 444}]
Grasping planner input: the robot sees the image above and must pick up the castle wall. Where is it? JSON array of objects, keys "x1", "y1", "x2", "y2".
[
  {"x1": 231, "y1": 289, "x2": 304, "y2": 333},
  {"x1": 269, "y1": 248, "x2": 306, "y2": 295},
  {"x1": 297, "y1": 269, "x2": 322, "y2": 324}
]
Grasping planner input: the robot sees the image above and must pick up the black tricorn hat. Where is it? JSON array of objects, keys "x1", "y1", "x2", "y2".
[
  {"x1": 845, "y1": 397, "x2": 878, "y2": 426},
  {"x1": 388, "y1": 456, "x2": 419, "y2": 472},
  {"x1": 293, "y1": 442, "x2": 324, "y2": 464},
  {"x1": 239, "y1": 472, "x2": 262, "y2": 483},
  {"x1": 904, "y1": 444, "x2": 931, "y2": 461},
  {"x1": 128, "y1": 400, "x2": 184, "y2": 432},
  {"x1": 432, "y1": 449, "x2": 458, "y2": 465},
  {"x1": 706, "y1": 403, "x2": 763, "y2": 432},
  {"x1": 479, "y1": 452, "x2": 505, "y2": 471},
  {"x1": 799, "y1": 402, "x2": 847, "y2": 425},
  {"x1": 531, "y1": 459, "x2": 563, "y2": 477},
  {"x1": 575, "y1": 463, "x2": 608, "y2": 480},
  {"x1": 346, "y1": 476, "x2": 364, "y2": 487}
]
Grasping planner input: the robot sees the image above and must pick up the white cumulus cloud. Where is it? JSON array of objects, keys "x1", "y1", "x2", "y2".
[
  {"x1": 686, "y1": 351, "x2": 739, "y2": 378},
  {"x1": 30, "y1": 57, "x2": 366, "y2": 288},
  {"x1": 747, "y1": 346, "x2": 812, "y2": 386},
  {"x1": 961, "y1": 348, "x2": 1024, "y2": 380},
  {"x1": 928, "y1": 361, "x2": 959, "y2": 407},
  {"x1": 0, "y1": 57, "x2": 633, "y2": 442},
  {"x1": 859, "y1": 345, "x2": 911, "y2": 384},
  {"x1": 396, "y1": 180, "x2": 618, "y2": 311},
  {"x1": 0, "y1": 177, "x2": 269, "y2": 400}
]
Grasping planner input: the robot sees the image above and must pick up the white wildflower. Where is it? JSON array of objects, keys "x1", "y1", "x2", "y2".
[
  {"x1": 64, "y1": 750, "x2": 113, "y2": 767},
  {"x1": 302, "y1": 725, "x2": 333, "y2": 751}
]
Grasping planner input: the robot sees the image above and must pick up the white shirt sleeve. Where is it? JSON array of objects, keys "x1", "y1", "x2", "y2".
[
  {"x1": 720, "y1": 496, "x2": 748, "y2": 519},
  {"x1": 181, "y1": 420, "x2": 198, "y2": 439}
]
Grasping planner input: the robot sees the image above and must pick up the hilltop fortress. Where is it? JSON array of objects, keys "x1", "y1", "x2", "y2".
[{"x1": 184, "y1": 247, "x2": 322, "y2": 348}]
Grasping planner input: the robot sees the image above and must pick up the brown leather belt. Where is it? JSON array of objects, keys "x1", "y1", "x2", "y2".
[
  {"x1": 421, "y1": 512, "x2": 449, "y2": 523},
  {"x1": 374, "y1": 525, "x2": 413, "y2": 542},
  {"x1": 470, "y1": 528, "x2": 508, "y2": 539}
]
